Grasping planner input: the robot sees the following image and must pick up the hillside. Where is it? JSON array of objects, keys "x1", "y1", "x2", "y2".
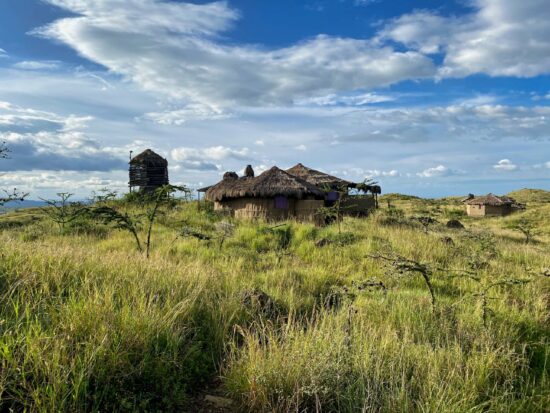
[
  {"x1": 507, "y1": 188, "x2": 550, "y2": 204},
  {"x1": 0, "y1": 196, "x2": 548, "y2": 412}
]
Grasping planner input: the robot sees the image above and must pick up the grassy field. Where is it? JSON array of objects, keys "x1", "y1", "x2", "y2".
[{"x1": 0, "y1": 189, "x2": 548, "y2": 412}]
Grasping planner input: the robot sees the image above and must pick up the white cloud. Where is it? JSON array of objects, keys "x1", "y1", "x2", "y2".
[
  {"x1": 144, "y1": 104, "x2": 230, "y2": 125},
  {"x1": 295, "y1": 144, "x2": 307, "y2": 151},
  {"x1": 365, "y1": 169, "x2": 398, "y2": 178},
  {"x1": 170, "y1": 145, "x2": 250, "y2": 170},
  {"x1": 36, "y1": 0, "x2": 435, "y2": 108},
  {"x1": 296, "y1": 92, "x2": 394, "y2": 107},
  {"x1": 335, "y1": 104, "x2": 550, "y2": 143},
  {"x1": 545, "y1": 161, "x2": 550, "y2": 169},
  {"x1": 0, "y1": 101, "x2": 126, "y2": 171},
  {"x1": 493, "y1": 159, "x2": 518, "y2": 171},
  {"x1": 417, "y1": 165, "x2": 449, "y2": 178},
  {"x1": 379, "y1": 0, "x2": 550, "y2": 78},
  {"x1": 254, "y1": 140, "x2": 265, "y2": 146},
  {"x1": 0, "y1": 48, "x2": 7, "y2": 58},
  {"x1": 13, "y1": 61, "x2": 61, "y2": 70},
  {"x1": 0, "y1": 170, "x2": 128, "y2": 198}
]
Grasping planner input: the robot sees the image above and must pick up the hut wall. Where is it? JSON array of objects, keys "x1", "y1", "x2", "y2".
[
  {"x1": 485, "y1": 205, "x2": 511, "y2": 216},
  {"x1": 466, "y1": 204, "x2": 485, "y2": 217},
  {"x1": 341, "y1": 196, "x2": 375, "y2": 216},
  {"x1": 215, "y1": 197, "x2": 323, "y2": 224},
  {"x1": 295, "y1": 199, "x2": 324, "y2": 225}
]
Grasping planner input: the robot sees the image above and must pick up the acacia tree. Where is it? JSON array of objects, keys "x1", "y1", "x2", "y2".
[
  {"x1": 505, "y1": 216, "x2": 539, "y2": 244},
  {"x1": 317, "y1": 183, "x2": 349, "y2": 233},
  {"x1": 0, "y1": 143, "x2": 28, "y2": 207},
  {"x1": 144, "y1": 185, "x2": 190, "y2": 258},
  {"x1": 39, "y1": 192, "x2": 85, "y2": 232},
  {"x1": 89, "y1": 184, "x2": 190, "y2": 257}
]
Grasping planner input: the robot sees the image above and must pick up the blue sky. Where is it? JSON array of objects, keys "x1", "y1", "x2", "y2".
[{"x1": 0, "y1": 0, "x2": 549, "y2": 198}]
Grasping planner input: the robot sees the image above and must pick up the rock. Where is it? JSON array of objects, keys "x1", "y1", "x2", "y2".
[
  {"x1": 446, "y1": 219, "x2": 465, "y2": 229},
  {"x1": 204, "y1": 395, "x2": 233, "y2": 409}
]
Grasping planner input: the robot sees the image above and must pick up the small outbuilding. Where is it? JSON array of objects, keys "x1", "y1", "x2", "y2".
[
  {"x1": 129, "y1": 149, "x2": 169, "y2": 193},
  {"x1": 205, "y1": 166, "x2": 325, "y2": 224},
  {"x1": 464, "y1": 193, "x2": 517, "y2": 217}
]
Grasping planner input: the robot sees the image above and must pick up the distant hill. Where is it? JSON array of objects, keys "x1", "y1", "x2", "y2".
[
  {"x1": 507, "y1": 188, "x2": 550, "y2": 204},
  {"x1": 1, "y1": 200, "x2": 46, "y2": 210},
  {"x1": 379, "y1": 193, "x2": 423, "y2": 202}
]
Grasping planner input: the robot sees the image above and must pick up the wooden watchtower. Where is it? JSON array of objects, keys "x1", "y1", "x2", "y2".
[{"x1": 129, "y1": 149, "x2": 169, "y2": 192}]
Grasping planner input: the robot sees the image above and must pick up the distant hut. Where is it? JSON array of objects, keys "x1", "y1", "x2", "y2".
[
  {"x1": 205, "y1": 166, "x2": 325, "y2": 224},
  {"x1": 464, "y1": 193, "x2": 517, "y2": 217},
  {"x1": 129, "y1": 149, "x2": 169, "y2": 192},
  {"x1": 286, "y1": 163, "x2": 377, "y2": 215}
]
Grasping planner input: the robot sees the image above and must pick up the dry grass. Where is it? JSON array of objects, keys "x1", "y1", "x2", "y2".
[{"x1": 0, "y1": 194, "x2": 548, "y2": 412}]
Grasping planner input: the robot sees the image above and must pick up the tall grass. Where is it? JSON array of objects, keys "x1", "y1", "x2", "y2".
[{"x1": 0, "y1": 198, "x2": 548, "y2": 412}]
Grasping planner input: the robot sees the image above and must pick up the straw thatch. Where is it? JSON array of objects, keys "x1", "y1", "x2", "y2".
[
  {"x1": 464, "y1": 193, "x2": 515, "y2": 206},
  {"x1": 286, "y1": 163, "x2": 352, "y2": 189},
  {"x1": 129, "y1": 149, "x2": 169, "y2": 191},
  {"x1": 205, "y1": 166, "x2": 324, "y2": 202}
]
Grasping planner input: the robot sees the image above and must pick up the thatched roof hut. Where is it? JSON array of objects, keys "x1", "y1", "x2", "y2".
[
  {"x1": 464, "y1": 194, "x2": 515, "y2": 206},
  {"x1": 286, "y1": 163, "x2": 352, "y2": 189},
  {"x1": 205, "y1": 166, "x2": 325, "y2": 224},
  {"x1": 464, "y1": 193, "x2": 518, "y2": 217},
  {"x1": 206, "y1": 166, "x2": 324, "y2": 202},
  {"x1": 129, "y1": 149, "x2": 169, "y2": 192}
]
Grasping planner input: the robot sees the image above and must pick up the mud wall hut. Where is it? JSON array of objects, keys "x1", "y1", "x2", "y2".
[
  {"x1": 464, "y1": 194, "x2": 516, "y2": 217},
  {"x1": 205, "y1": 166, "x2": 325, "y2": 224}
]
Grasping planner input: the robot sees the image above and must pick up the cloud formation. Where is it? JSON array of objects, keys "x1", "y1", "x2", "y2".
[
  {"x1": 170, "y1": 145, "x2": 250, "y2": 171},
  {"x1": 0, "y1": 101, "x2": 126, "y2": 171},
  {"x1": 379, "y1": 0, "x2": 550, "y2": 78},
  {"x1": 417, "y1": 165, "x2": 450, "y2": 178},
  {"x1": 493, "y1": 159, "x2": 518, "y2": 171},
  {"x1": 36, "y1": 0, "x2": 435, "y2": 107},
  {"x1": 13, "y1": 61, "x2": 61, "y2": 70}
]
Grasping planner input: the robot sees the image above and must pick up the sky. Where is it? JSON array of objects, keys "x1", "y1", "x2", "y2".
[{"x1": 0, "y1": 0, "x2": 549, "y2": 199}]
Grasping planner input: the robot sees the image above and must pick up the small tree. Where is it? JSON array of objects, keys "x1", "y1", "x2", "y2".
[
  {"x1": 412, "y1": 215, "x2": 438, "y2": 233},
  {"x1": 368, "y1": 253, "x2": 437, "y2": 312},
  {"x1": 0, "y1": 143, "x2": 28, "y2": 207},
  {"x1": 89, "y1": 188, "x2": 118, "y2": 205},
  {"x1": 505, "y1": 216, "x2": 538, "y2": 244},
  {"x1": 317, "y1": 183, "x2": 349, "y2": 233},
  {"x1": 90, "y1": 206, "x2": 143, "y2": 251},
  {"x1": 474, "y1": 279, "x2": 530, "y2": 328},
  {"x1": 91, "y1": 184, "x2": 191, "y2": 257},
  {"x1": 40, "y1": 193, "x2": 84, "y2": 232},
  {"x1": 144, "y1": 185, "x2": 190, "y2": 258}
]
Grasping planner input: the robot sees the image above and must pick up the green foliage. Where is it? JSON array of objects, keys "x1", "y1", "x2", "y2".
[
  {"x1": 0, "y1": 194, "x2": 548, "y2": 412},
  {"x1": 39, "y1": 193, "x2": 87, "y2": 233},
  {"x1": 507, "y1": 188, "x2": 550, "y2": 204},
  {"x1": 505, "y1": 215, "x2": 540, "y2": 243},
  {"x1": 444, "y1": 207, "x2": 466, "y2": 219}
]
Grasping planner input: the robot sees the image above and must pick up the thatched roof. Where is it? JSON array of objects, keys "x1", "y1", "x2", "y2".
[
  {"x1": 464, "y1": 193, "x2": 515, "y2": 206},
  {"x1": 205, "y1": 166, "x2": 325, "y2": 202},
  {"x1": 130, "y1": 149, "x2": 167, "y2": 166},
  {"x1": 286, "y1": 163, "x2": 352, "y2": 189}
]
